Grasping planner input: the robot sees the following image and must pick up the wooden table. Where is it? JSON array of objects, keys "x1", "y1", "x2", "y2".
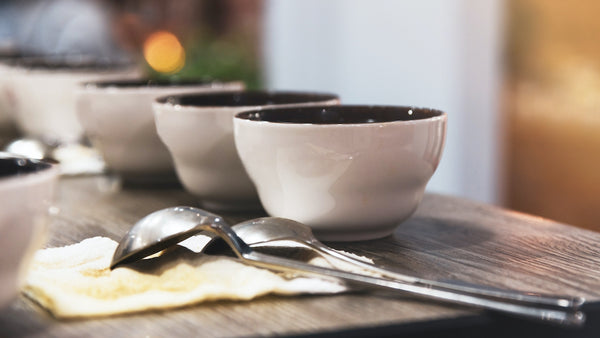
[{"x1": 1, "y1": 175, "x2": 599, "y2": 337}]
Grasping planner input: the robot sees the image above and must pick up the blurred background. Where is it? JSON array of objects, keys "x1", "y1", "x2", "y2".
[{"x1": 0, "y1": 0, "x2": 598, "y2": 232}]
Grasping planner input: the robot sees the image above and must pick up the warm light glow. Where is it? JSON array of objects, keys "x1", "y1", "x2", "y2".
[{"x1": 143, "y1": 31, "x2": 185, "y2": 73}]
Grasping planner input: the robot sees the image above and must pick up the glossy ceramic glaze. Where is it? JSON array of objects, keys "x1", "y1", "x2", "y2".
[
  {"x1": 0, "y1": 154, "x2": 59, "y2": 308},
  {"x1": 76, "y1": 79, "x2": 244, "y2": 182},
  {"x1": 234, "y1": 105, "x2": 447, "y2": 241},
  {"x1": 153, "y1": 91, "x2": 340, "y2": 211},
  {"x1": 10, "y1": 60, "x2": 141, "y2": 144}
]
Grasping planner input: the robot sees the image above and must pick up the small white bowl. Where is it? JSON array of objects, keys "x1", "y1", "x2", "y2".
[
  {"x1": 234, "y1": 105, "x2": 447, "y2": 241},
  {"x1": 0, "y1": 153, "x2": 59, "y2": 308},
  {"x1": 10, "y1": 58, "x2": 140, "y2": 144},
  {"x1": 76, "y1": 79, "x2": 244, "y2": 183},
  {"x1": 153, "y1": 91, "x2": 340, "y2": 211}
]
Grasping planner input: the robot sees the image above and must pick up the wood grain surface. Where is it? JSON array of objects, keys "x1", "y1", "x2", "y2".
[{"x1": 1, "y1": 175, "x2": 599, "y2": 337}]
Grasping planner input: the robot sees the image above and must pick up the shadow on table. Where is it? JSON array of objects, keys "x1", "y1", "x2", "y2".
[{"x1": 294, "y1": 301, "x2": 600, "y2": 338}]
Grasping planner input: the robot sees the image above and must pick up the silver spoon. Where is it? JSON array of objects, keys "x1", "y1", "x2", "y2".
[
  {"x1": 110, "y1": 206, "x2": 585, "y2": 327},
  {"x1": 208, "y1": 217, "x2": 585, "y2": 311}
]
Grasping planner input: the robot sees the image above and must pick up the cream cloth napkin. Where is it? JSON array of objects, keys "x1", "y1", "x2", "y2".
[{"x1": 23, "y1": 237, "x2": 369, "y2": 318}]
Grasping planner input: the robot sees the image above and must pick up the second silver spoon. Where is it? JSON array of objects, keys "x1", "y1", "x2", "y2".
[{"x1": 208, "y1": 217, "x2": 584, "y2": 311}]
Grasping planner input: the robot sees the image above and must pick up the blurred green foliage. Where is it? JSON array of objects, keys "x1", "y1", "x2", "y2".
[{"x1": 146, "y1": 36, "x2": 262, "y2": 89}]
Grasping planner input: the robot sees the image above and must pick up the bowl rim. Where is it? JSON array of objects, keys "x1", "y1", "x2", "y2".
[
  {"x1": 80, "y1": 78, "x2": 243, "y2": 90},
  {"x1": 154, "y1": 90, "x2": 341, "y2": 108},
  {"x1": 233, "y1": 104, "x2": 446, "y2": 127},
  {"x1": 10, "y1": 55, "x2": 134, "y2": 71},
  {"x1": 0, "y1": 153, "x2": 60, "y2": 187}
]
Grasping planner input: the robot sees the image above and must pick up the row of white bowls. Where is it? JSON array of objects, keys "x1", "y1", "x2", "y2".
[
  {"x1": 1, "y1": 59, "x2": 447, "y2": 242},
  {"x1": 0, "y1": 59, "x2": 446, "y2": 309},
  {"x1": 77, "y1": 81, "x2": 446, "y2": 242}
]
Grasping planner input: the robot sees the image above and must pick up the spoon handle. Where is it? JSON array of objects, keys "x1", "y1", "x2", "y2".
[
  {"x1": 312, "y1": 244, "x2": 584, "y2": 310},
  {"x1": 242, "y1": 251, "x2": 585, "y2": 327}
]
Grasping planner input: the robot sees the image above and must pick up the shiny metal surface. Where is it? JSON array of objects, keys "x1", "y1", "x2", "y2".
[
  {"x1": 111, "y1": 207, "x2": 585, "y2": 327},
  {"x1": 223, "y1": 217, "x2": 586, "y2": 311},
  {"x1": 4, "y1": 138, "x2": 50, "y2": 160},
  {"x1": 110, "y1": 206, "x2": 231, "y2": 268}
]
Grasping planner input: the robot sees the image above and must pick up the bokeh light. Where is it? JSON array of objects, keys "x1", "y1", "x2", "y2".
[{"x1": 143, "y1": 31, "x2": 185, "y2": 74}]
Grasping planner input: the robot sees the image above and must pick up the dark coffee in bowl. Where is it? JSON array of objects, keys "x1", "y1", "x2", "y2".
[
  {"x1": 0, "y1": 156, "x2": 52, "y2": 178},
  {"x1": 236, "y1": 105, "x2": 444, "y2": 124},
  {"x1": 15, "y1": 56, "x2": 133, "y2": 71},
  {"x1": 157, "y1": 91, "x2": 340, "y2": 107},
  {"x1": 85, "y1": 78, "x2": 217, "y2": 89}
]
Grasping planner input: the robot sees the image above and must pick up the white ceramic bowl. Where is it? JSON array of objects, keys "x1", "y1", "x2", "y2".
[
  {"x1": 234, "y1": 105, "x2": 447, "y2": 241},
  {"x1": 76, "y1": 79, "x2": 244, "y2": 183},
  {"x1": 153, "y1": 91, "x2": 340, "y2": 211},
  {"x1": 10, "y1": 59, "x2": 140, "y2": 144},
  {"x1": 0, "y1": 153, "x2": 59, "y2": 308}
]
